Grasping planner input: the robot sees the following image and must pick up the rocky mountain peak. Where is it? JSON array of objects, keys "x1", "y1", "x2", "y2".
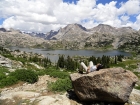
[
  {"x1": 7, "y1": 28, "x2": 21, "y2": 33},
  {"x1": 117, "y1": 26, "x2": 135, "y2": 34},
  {"x1": 90, "y1": 24, "x2": 117, "y2": 34},
  {"x1": 59, "y1": 23, "x2": 87, "y2": 33},
  {"x1": 46, "y1": 30, "x2": 58, "y2": 39},
  {"x1": 50, "y1": 23, "x2": 88, "y2": 40},
  {"x1": 64, "y1": 23, "x2": 87, "y2": 31}
]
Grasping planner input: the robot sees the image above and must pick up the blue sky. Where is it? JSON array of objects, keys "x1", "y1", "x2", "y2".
[
  {"x1": 63, "y1": 0, "x2": 128, "y2": 6},
  {"x1": 0, "y1": 0, "x2": 140, "y2": 32}
]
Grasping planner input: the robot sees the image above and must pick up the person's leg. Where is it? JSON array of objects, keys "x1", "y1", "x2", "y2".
[
  {"x1": 89, "y1": 61, "x2": 94, "y2": 68},
  {"x1": 80, "y1": 62, "x2": 88, "y2": 71},
  {"x1": 86, "y1": 61, "x2": 94, "y2": 73}
]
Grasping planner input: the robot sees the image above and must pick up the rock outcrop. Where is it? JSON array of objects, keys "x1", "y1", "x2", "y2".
[
  {"x1": 70, "y1": 67, "x2": 138, "y2": 103},
  {"x1": 0, "y1": 55, "x2": 12, "y2": 68}
]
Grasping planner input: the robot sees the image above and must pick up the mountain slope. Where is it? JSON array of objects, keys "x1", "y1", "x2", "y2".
[
  {"x1": 0, "y1": 28, "x2": 49, "y2": 48},
  {"x1": 89, "y1": 24, "x2": 136, "y2": 35},
  {"x1": 50, "y1": 23, "x2": 90, "y2": 41},
  {"x1": 89, "y1": 24, "x2": 117, "y2": 34}
]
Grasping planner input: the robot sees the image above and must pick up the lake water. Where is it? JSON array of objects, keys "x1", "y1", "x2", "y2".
[{"x1": 9, "y1": 47, "x2": 131, "y2": 63}]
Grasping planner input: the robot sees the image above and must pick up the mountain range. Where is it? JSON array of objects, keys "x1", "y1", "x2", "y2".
[
  {"x1": 0, "y1": 23, "x2": 140, "y2": 50},
  {"x1": 27, "y1": 23, "x2": 136, "y2": 41}
]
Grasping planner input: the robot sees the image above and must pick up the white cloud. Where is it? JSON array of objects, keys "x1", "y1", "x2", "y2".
[
  {"x1": 118, "y1": 0, "x2": 140, "y2": 15},
  {"x1": 132, "y1": 14, "x2": 140, "y2": 30},
  {"x1": 0, "y1": 0, "x2": 140, "y2": 32},
  {"x1": 93, "y1": 1, "x2": 118, "y2": 21},
  {"x1": 120, "y1": 15, "x2": 130, "y2": 21}
]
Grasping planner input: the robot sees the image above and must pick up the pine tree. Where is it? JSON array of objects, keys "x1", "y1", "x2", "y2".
[{"x1": 114, "y1": 55, "x2": 117, "y2": 64}]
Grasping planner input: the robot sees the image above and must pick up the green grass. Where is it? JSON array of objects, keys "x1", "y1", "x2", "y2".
[
  {"x1": 0, "y1": 66, "x2": 10, "y2": 80},
  {"x1": 133, "y1": 72, "x2": 140, "y2": 78},
  {"x1": 48, "y1": 77, "x2": 72, "y2": 92},
  {"x1": 36, "y1": 66, "x2": 72, "y2": 92},
  {"x1": 0, "y1": 66, "x2": 10, "y2": 73},
  {"x1": 36, "y1": 66, "x2": 70, "y2": 79},
  {"x1": 110, "y1": 59, "x2": 140, "y2": 71},
  {"x1": 45, "y1": 70, "x2": 70, "y2": 79},
  {"x1": 135, "y1": 85, "x2": 140, "y2": 90}
]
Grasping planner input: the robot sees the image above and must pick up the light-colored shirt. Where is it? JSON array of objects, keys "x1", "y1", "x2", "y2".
[{"x1": 90, "y1": 65, "x2": 97, "y2": 72}]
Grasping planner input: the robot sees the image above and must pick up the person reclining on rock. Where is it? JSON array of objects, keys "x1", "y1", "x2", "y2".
[{"x1": 79, "y1": 61, "x2": 103, "y2": 74}]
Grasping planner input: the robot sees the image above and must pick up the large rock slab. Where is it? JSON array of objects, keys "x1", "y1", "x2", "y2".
[{"x1": 70, "y1": 67, "x2": 138, "y2": 103}]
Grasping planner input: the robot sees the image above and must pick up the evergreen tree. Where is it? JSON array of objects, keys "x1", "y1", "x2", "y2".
[
  {"x1": 89, "y1": 56, "x2": 97, "y2": 64},
  {"x1": 57, "y1": 55, "x2": 65, "y2": 68},
  {"x1": 96, "y1": 57, "x2": 101, "y2": 64},
  {"x1": 114, "y1": 55, "x2": 117, "y2": 64}
]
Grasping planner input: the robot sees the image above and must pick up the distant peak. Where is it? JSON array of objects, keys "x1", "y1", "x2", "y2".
[
  {"x1": 122, "y1": 26, "x2": 132, "y2": 29},
  {"x1": 64, "y1": 23, "x2": 87, "y2": 31},
  {"x1": 97, "y1": 24, "x2": 112, "y2": 27},
  {"x1": 50, "y1": 30, "x2": 55, "y2": 32}
]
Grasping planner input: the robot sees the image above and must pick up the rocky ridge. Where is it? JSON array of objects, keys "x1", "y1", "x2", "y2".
[
  {"x1": 28, "y1": 24, "x2": 140, "y2": 49},
  {"x1": 0, "y1": 28, "x2": 49, "y2": 48},
  {"x1": 0, "y1": 24, "x2": 140, "y2": 50}
]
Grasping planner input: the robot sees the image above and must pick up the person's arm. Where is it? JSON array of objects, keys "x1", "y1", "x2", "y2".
[{"x1": 86, "y1": 66, "x2": 90, "y2": 73}]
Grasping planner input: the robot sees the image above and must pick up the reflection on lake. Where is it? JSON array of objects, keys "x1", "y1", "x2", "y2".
[{"x1": 9, "y1": 47, "x2": 131, "y2": 63}]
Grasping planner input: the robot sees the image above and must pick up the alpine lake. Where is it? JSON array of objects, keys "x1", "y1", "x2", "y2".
[{"x1": 9, "y1": 47, "x2": 132, "y2": 63}]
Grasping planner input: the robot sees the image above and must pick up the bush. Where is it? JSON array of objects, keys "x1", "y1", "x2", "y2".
[
  {"x1": 0, "y1": 76, "x2": 18, "y2": 88},
  {"x1": 45, "y1": 70, "x2": 69, "y2": 79},
  {"x1": 135, "y1": 85, "x2": 140, "y2": 90},
  {"x1": 36, "y1": 70, "x2": 46, "y2": 76},
  {"x1": 133, "y1": 72, "x2": 140, "y2": 78},
  {"x1": 0, "y1": 73, "x2": 6, "y2": 80},
  {"x1": 0, "y1": 67, "x2": 10, "y2": 73},
  {"x1": 0, "y1": 67, "x2": 9, "y2": 80},
  {"x1": 10, "y1": 69, "x2": 38, "y2": 83},
  {"x1": 48, "y1": 77, "x2": 72, "y2": 92},
  {"x1": 128, "y1": 65, "x2": 138, "y2": 71}
]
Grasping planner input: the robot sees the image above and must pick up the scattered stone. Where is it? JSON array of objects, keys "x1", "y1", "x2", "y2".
[
  {"x1": 29, "y1": 62, "x2": 44, "y2": 69},
  {"x1": 0, "y1": 55, "x2": 12, "y2": 68},
  {"x1": 129, "y1": 89, "x2": 140, "y2": 104}
]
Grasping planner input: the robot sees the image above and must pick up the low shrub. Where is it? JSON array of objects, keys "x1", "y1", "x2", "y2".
[
  {"x1": 10, "y1": 69, "x2": 38, "y2": 83},
  {"x1": 0, "y1": 67, "x2": 10, "y2": 73},
  {"x1": 45, "y1": 70, "x2": 69, "y2": 79},
  {"x1": 133, "y1": 72, "x2": 140, "y2": 78},
  {"x1": 135, "y1": 85, "x2": 140, "y2": 90},
  {"x1": 0, "y1": 73, "x2": 6, "y2": 80},
  {"x1": 48, "y1": 77, "x2": 72, "y2": 92},
  {"x1": 0, "y1": 76, "x2": 18, "y2": 88},
  {"x1": 110, "y1": 63, "x2": 126, "y2": 69},
  {"x1": 36, "y1": 70, "x2": 46, "y2": 76},
  {"x1": 128, "y1": 65, "x2": 138, "y2": 71}
]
